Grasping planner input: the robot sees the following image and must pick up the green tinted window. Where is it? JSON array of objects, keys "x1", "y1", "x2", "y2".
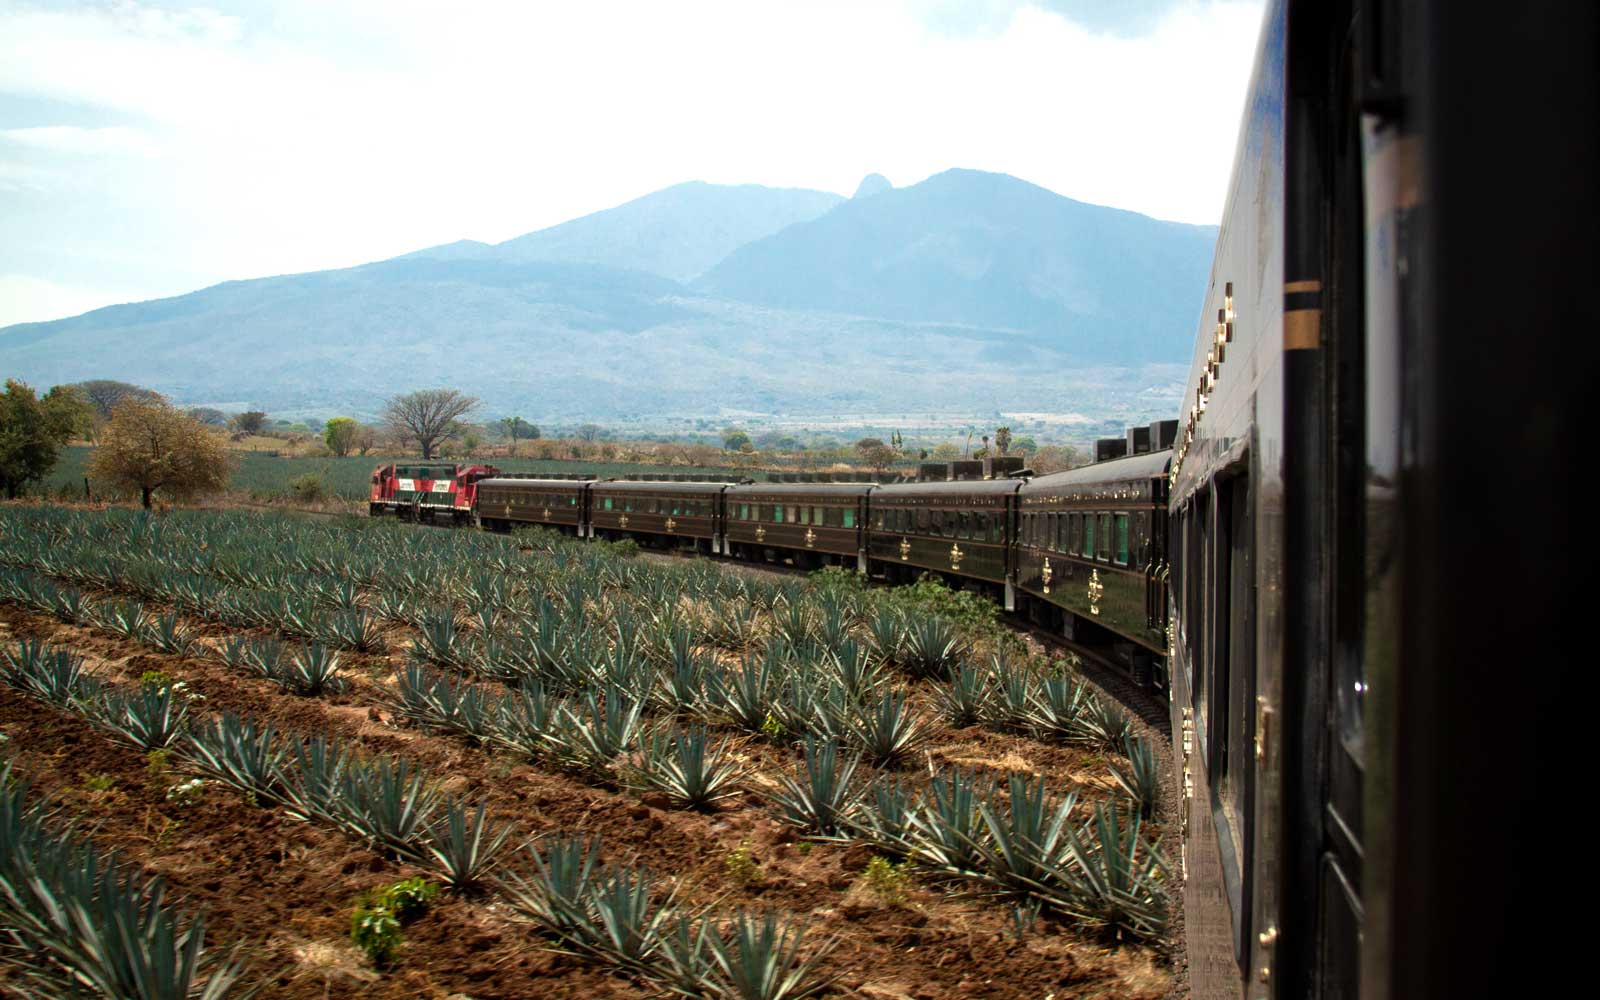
[
  {"x1": 773, "y1": 506, "x2": 784, "y2": 523},
  {"x1": 1082, "y1": 515, "x2": 1095, "y2": 557},
  {"x1": 604, "y1": 497, "x2": 614, "y2": 511},
  {"x1": 740, "y1": 503, "x2": 750, "y2": 520},
  {"x1": 843, "y1": 508, "x2": 855, "y2": 528},
  {"x1": 1115, "y1": 514, "x2": 1130, "y2": 565},
  {"x1": 1099, "y1": 514, "x2": 1113, "y2": 560}
]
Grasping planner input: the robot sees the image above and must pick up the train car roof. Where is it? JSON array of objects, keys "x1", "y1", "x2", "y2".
[
  {"x1": 1020, "y1": 450, "x2": 1171, "y2": 493},
  {"x1": 723, "y1": 482, "x2": 877, "y2": 497},
  {"x1": 477, "y1": 478, "x2": 593, "y2": 489},
  {"x1": 589, "y1": 480, "x2": 735, "y2": 493},
  {"x1": 871, "y1": 478, "x2": 1024, "y2": 499}
]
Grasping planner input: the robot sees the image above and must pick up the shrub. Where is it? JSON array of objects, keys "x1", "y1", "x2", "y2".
[
  {"x1": 288, "y1": 472, "x2": 328, "y2": 503},
  {"x1": 861, "y1": 856, "x2": 912, "y2": 904}
]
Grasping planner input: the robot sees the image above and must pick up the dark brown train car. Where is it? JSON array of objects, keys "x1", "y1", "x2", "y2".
[
  {"x1": 1015, "y1": 449, "x2": 1170, "y2": 685},
  {"x1": 722, "y1": 483, "x2": 874, "y2": 569},
  {"x1": 475, "y1": 478, "x2": 590, "y2": 535},
  {"x1": 866, "y1": 480, "x2": 1021, "y2": 600},
  {"x1": 588, "y1": 481, "x2": 732, "y2": 554}
]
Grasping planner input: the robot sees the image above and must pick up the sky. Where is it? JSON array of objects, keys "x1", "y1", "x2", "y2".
[{"x1": 0, "y1": 0, "x2": 1265, "y2": 328}]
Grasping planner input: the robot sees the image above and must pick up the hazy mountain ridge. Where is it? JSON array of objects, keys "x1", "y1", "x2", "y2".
[{"x1": 1, "y1": 171, "x2": 1216, "y2": 424}]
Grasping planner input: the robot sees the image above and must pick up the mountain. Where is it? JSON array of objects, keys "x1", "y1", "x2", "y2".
[
  {"x1": 694, "y1": 169, "x2": 1217, "y2": 364},
  {"x1": 410, "y1": 181, "x2": 844, "y2": 283},
  {"x1": 0, "y1": 171, "x2": 1215, "y2": 424}
]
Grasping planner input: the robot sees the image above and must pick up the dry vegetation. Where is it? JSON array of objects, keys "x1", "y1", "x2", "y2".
[{"x1": 0, "y1": 504, "x2": 1172, "y2": 999}]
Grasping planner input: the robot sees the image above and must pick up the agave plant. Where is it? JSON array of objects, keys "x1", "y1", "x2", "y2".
[
  {"x1": 769, "y1": 738, "x2": 862, "y2": 838},
  {"x1": 987, "y1": 661, "x2": 1037, "y2": 733},
  {"x1": 1028, "y1": 676, "x2": 1088, "y2": 739},
  {"x1": 935, "y1": 662, "x2": 993, "y2": 727},
  {"x1": 906, "y1": 768, "x2": 990, "y2": 874},
  {"x1": 703, "y1": 911, "x2": 835, "y2": 1000},
  {"x1": 424, "y1": 799, "x2": 518, "y2": 892},
  {"x1": 552, "y1": 686, "x2": 646, "y2": 776},
  {"x1": 845, "y1": 689, "x2": 929, "y2": 767},
  {"x1": 973, "y1": 774, "x2": 1079, "y2": 903},
  {"x1": 185, "y1": 712, "x2": 287, "y2": 800},
  {"x1": 411, "y1": 608, "x2": 468, "y2": 668},
  {"x1": 899, "y1": 617, "x2": 962, "y2": 680},
  {"x1": 94, "y1": 684, "x2": 190, "y2": 750},
  {"x1": 281, "y1": 735, "x2": 350, "y2": 821},
  {"x1": 853, "y1": 776, "x2": 919, "y2": 856},
  {"x1": 45, "y1": 585, "x2": 93, "y2": 625},
  {"x1": 0, "y1": 763, "x2": 254, "y2": 1000},
  {"x1": 1070, "y1": 692, "x2": 1132, "y2": 749},
  {"x1": 337, "y1": 756, "x2": 441, "y2": 859},
  {"x1": 1109, "y1": 733, "x2": 1161, "y2": 819},
  {"x1": 711, "y1": 655, "x2": 780, "y2": 734},
  {"x1": 323, "y1": 609, "x2": 385, "y2": 653},
  {"x1": 2, "y1": 640, "x2": 101, "y2": 706},
  {"x1": 274, "y1": 643, "x2": 346, "y2": 697},
  {"x1": 1059, "y1": 800, "x2": 1169, "y2": 941},
  {"x1": 632, "y1": 726, "x2": 744, "y2": 809},
  {"x1": 502, "y1": 835, "x2": 605, "y2": 938},
  {"x1": 581, "y1": 865, "x2": 680, "y2": 968},
  {"x1": 865, "y1": 610, "x2": 905, "y2": 665},
  {"x1": 101, "y1": 599, "x2": 150, "y2": 641}
]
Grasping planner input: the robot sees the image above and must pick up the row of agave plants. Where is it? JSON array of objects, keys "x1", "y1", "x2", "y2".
[
  {"x1": 0, "y1": 566, "x2": 350, "y2": 697},
  {"x1": 0, "y1": 759, "x2": 254, "y2": 1000},
  {"x1": 0, "y1": 638, "x2": 837, "y2": 1000}
]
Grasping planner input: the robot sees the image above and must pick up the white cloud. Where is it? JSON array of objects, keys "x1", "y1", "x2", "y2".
[{"x1": 0, "y1": 0, "x2": 1264, "y2": 326}]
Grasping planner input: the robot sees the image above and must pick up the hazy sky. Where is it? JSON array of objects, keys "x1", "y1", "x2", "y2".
[{"x1": 0, "y1": 0, "x2": 1264, "y2": 327}]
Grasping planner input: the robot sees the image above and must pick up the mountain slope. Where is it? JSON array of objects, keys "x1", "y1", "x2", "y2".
[
  {"x1": 0, "y1": 171, "x2": 1212, "y2": 422},
  {"x1": 694, "y1": 169, "x2": 1216, "y2": 363},
  {"x1": 474, "y1": 181, "x2": 844, "y2": 282}
]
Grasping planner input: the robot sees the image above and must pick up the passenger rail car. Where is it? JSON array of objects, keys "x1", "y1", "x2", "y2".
[
  {"x1": 588, "y1": 480, "x2": 731, "y2": 555},
  {"x1": 476, "y1": 477, "x2": 588, "y2": 536},
  {"x1": 866, "y1": 479, "x2": 1020, "y2": 598},
  {"x1": 1169, "y1": 1, "x2": 1587, "y2": 997},
  {"x1": 1015, "y1": 449, "x2": 1170, "y2": 688},
  {"x1": 722, "y1": 482, "x2": 872, "y2": 569}
]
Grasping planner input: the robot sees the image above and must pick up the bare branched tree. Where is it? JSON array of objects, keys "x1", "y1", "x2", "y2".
[{"x1": 383, "y1": 389, "x2": 478, "y2": 459}]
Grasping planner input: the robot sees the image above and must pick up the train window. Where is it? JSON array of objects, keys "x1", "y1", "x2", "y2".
[
  {"x1": 1216, "y1": 472, "x2": 1255, "y2": 873},
  {"x1": 785, "y1": 505, "x2": 797, "y2": 524},
  {"x1": 956, "y1": 511, "x2": 971, "y2": 539},
  {"x1": 843, "y1": 508, "x2": 856, "y2": 529},
  {"x1": 774, "y1": 506, "x2": 784, "y2": 523},
  {"x1": 1115, "y1": 515, "x2": 1130, "y2": 565},
  {"x1": 929, "y1": 509, "x2": 946, "y2": 536},
  {"x1": 824, "y1": 507, "x2": 841, "y2": 527},
  {"x1": 1098, "y1": 514, "x2": 1113, "y2": 561},
  {"x1": 1082, "y1": 515, "x2": 1095, "y2": 558},
  {"x1": 603, "y1": 497, "x2": 614, "y2": 511},
  {"x1": 973, "y1": 511, "x2": 989, "y2": 541},
  {"x1": 739, "y1": 503, "x2": 750, "y2": 521}
]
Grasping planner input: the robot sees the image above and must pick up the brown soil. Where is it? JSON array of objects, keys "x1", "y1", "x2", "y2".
[{"x1": 1, "y1": 579, "x2": 1175, "y2": 998}]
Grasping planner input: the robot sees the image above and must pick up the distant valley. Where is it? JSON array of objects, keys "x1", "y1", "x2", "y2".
[{"x1": 0, "y1": 169, "x2": 1216, "y2": 432}]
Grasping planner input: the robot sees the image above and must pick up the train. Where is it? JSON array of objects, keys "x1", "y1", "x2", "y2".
[{"x1": 367, "y1": 1, "x2": 1589, "y2": 995}]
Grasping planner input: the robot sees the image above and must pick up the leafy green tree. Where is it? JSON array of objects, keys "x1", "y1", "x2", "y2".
[
  {"x1": 229, "y1": 410, "x2": 268, "y2": 436},
  {"x1": 722, "y1": 427, "x2": 752, "y2": 451},
  {"x1": 1, "y1": 380, "x2": 88, "y2": 498},
  {"x1": 323, "y1": 417, "x2": 361, "y2": 457},
  {"x1": 185, "y1": 407, "x2": 228, "y2": 426},
  {"x1": 88, "y1": 399, "x2": 231, "y2": 508},
  {"x1": 1011, "y1": 436, "x2": 1038, "y2": 456},
  {"x1": 499, "y1": 416, "x2": 538, "y2": 452},
  {"x1": 994, "y1": 426, "x2": 1012, "y2": 455},
  {"x1": 930, "y1": 441, "x2": 960, "y2": 461}
]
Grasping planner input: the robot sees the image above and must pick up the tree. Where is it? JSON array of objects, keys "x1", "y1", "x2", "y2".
[
  {"x1": 1, "y1": 380, "x2": 88, "y2": 498},
  {"x1": 323, "y1": 417, "x2": 361, "y2": 457},
  {"x1": 88, "y1": 399, "x2": 230, "y2": 508},
  {"x1": 382, "y1": 389, "x2": 478, "y2": 460},
  {"x1": 230, "y1": 411, "x2": 268, "y2": 436},
  {"x1": 722, "y1": 427, "x2": 752, "y2": 452},
  {"x1": 1031, "y1": 444, "x2": 1085, "y2": 475},
  {"x1": 854, "y1": 437, "x2": 896, "y2": 474},
  {"x1": 994, "y1": 426, "x2": 1012, "y2": 456},
  {"x1": 575, "y1": 423, "x2": 604, "y2": 443},
  {"x1": 499, "y1": 417, "x2": 538, "y2": 453},
  {"x1": 931, "y1": 441, "x2": 960, "y2": 461},
  {"x1": 69, "y1": 380, "x2": 163, "y2": 420},
  {"x1": 353, "y1": 423, "x2": 377, "y2": 456},
  {"x1": 1011, "y1": 436, "x2": 1038, "y2": 456}
]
